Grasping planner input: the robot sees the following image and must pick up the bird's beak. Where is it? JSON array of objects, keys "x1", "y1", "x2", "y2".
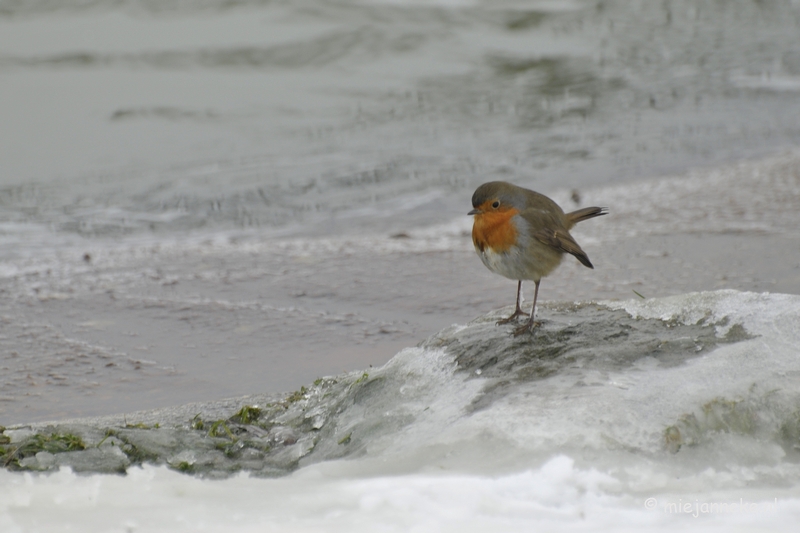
[{"x1": 468, "y1": 208, "x2": 481, "y2": 216}]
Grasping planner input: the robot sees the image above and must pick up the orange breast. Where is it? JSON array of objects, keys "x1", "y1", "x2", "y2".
[{"x1": 472, "y1": 208, "x2": 520, "y2": 253}]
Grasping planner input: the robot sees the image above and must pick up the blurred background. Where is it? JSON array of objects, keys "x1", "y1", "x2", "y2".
[{"x1": 1, "y1": 0, "x2": 800, "y2": 423}]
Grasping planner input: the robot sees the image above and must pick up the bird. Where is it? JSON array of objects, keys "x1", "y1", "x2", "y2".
[{"x1": 468, "y1": 181, "x2": 607, "y2": 336}]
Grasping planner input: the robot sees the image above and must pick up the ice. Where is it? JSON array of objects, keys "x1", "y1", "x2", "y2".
[
  {"x1": 3, "y1": 291, "x2": 800, "y2": 522},
  {"x1": 1, "y1": 459, "x2": 798, "y2": 532},
  {"x1": 2, "y1": 290, "x2": 800, "y2": 529}
]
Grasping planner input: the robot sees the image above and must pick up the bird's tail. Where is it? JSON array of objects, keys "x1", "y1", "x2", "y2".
[{"x1": 565, "y1": 206, "x2": 608, "y2": 228}]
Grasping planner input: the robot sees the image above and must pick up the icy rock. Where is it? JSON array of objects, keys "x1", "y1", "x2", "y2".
[
  {"x1": 5, "y1": 428, "x2": 35, "y2": 443},
  {"x1": 18, "y1": 456, "x2": 44, "y2": 470},
  {"x1": 167, "y1": 450, "x2": 197, "y2": 468},
  {"x1": 55, "y1": 446, "x2": 131, "y2": 474},
  {"x1": 268, "y1": 426, "x2": 298, "y2": 446},
  {"x1": 35, "y1": 451, "x2": 57, "y2": 468},
  {"x1": 1, "y1": 293, "x2": 768, "y2": 477}
]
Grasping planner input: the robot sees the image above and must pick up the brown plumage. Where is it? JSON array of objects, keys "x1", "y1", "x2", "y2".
[{"x1": 469, "y1": 181, "x2": 607, "y2": 335}]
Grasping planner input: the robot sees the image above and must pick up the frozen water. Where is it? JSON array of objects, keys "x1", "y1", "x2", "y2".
[{"x1": 2, "y1": 290, "x2": 800, "y2": 530}]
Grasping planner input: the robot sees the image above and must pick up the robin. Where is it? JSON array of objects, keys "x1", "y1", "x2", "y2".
[{"x1": 469, "y1": 181, "x2": 607, "y2": 336}]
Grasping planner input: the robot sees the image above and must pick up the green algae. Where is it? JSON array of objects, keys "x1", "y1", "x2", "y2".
[
  {"x1": 2, "y1": 432, "x2": 86, "y2": 469},
  {"x1": 231, "y1": 406, "x2": 262, "y2": 425}
]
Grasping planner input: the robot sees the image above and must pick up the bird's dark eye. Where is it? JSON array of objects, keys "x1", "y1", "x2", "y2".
[{"x1": 492, "y1": 200, "x2": 500, "y2": 208}]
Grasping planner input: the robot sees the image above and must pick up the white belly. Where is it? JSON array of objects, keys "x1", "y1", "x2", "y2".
[
  {"x1": 474, "y1": 240, "x2": 563, "y2": 282},
  {"x1": 476, "y1": 245, "x2": 527, "y2": 280}
]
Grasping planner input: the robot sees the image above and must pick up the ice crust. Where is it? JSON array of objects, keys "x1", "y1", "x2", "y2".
[{"x1": 3, "y1": 290, "x2": 799, "y2": 482}]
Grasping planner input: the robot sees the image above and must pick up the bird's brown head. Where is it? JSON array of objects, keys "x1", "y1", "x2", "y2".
[{"x1": 468, "y1": 181, "x2": 525, "y2": 216}]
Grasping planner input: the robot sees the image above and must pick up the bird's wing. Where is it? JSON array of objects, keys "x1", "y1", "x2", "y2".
[{"x1": 533, "y1": 228, "x2": 594, "y2": 269}]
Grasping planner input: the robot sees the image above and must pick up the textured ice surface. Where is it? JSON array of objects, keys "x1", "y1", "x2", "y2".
[
  {"x1": 3, "y1": 457, "x2": 799, "y2": 533},
  {"x1": 4, "y1": 290, "x2": 799, "y2": 478},
  {"x1": 2, "y1": 290, "x2": 800, "y2": 530}
]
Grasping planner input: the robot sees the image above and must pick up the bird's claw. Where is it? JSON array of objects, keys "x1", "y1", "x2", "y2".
[
  {"x1": 496, "y1": 309, "x2": 525, "y2": 325},
  {"x1": 512, "y1": 321, "x2": 541, "y2": 336}
]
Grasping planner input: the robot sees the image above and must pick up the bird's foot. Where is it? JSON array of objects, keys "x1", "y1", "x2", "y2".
[
  {"x1": 496, "y1": 308, "x2": 525, "y2": 325},
  {"x1": 512, "y1": 320, "x2": 541, "y2": 337}
]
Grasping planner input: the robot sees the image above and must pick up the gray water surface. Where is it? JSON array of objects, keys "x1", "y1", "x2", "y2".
[{"x1": 2, "y1": 0, "x2": 800, "y2": 236}]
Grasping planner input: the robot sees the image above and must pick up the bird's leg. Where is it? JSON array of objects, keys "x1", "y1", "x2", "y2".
[
  {"x1": 497, "y1": 280, "x2": 525, "y2": 325},
  {"x1": 514, "y1": 279, "x2": 541, "y2": 336}
]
